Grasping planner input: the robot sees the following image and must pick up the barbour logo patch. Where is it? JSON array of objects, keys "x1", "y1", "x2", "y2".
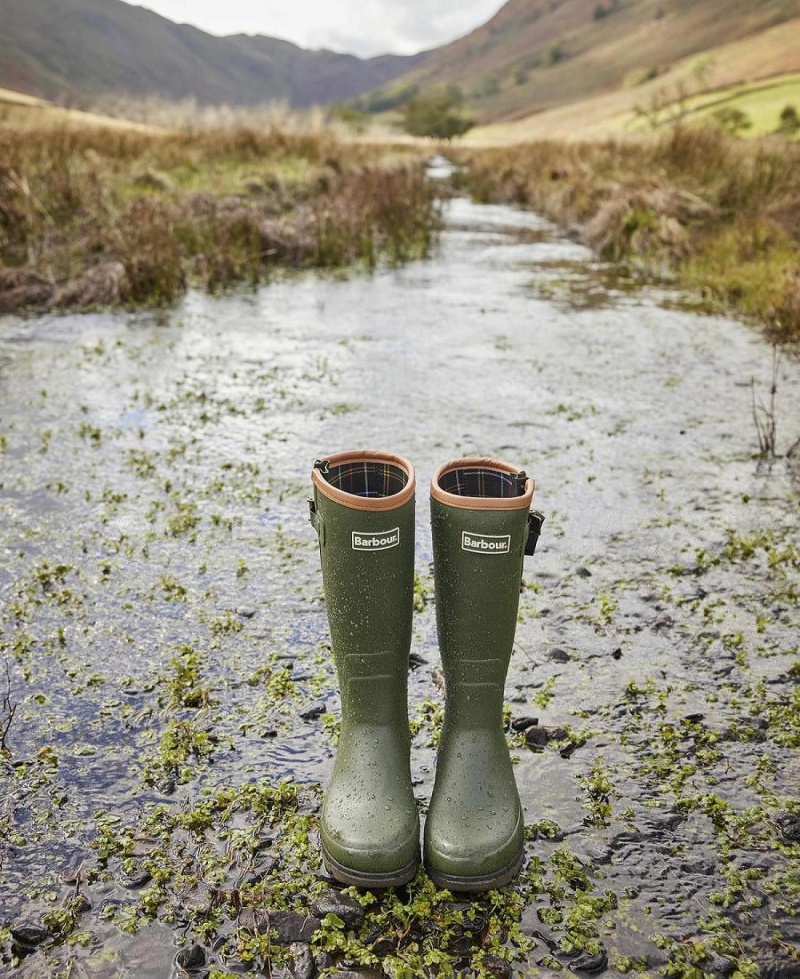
[
  {"x1": 352, "y1": 528, "x2": 400, "y2": 551},
  {"x1": 462, "y1": 531, "x2": 511, "y2": 554}
]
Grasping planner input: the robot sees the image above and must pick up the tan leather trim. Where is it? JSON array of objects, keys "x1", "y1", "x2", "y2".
[
  {"x1": 430, "y1": 457, "x2": 534, "y2": 511},
  {"x1": 312, "y1": 450, "x2": 415, "y2": 512}
]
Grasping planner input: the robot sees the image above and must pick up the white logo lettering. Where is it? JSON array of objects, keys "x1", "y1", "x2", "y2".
[
  {"x1": 462, "y1": 531, "x2": 511, "y2": 554},
  {"x1": 352, "y1": 528, "x2": 400, "y2": 551}
]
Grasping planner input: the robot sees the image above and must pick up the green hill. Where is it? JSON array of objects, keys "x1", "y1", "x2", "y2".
[
  {"x1": 0, "y1": 0, "x2": 426, "y2": 108},
  {"x1": 393, "y1": 0, "x2": 800, "y2": 124}
]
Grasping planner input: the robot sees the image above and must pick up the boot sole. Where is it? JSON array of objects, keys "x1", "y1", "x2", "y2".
[
  {"x1": 322, "y1": 847, "x2": 419, "y2": 890},
  {"x1": 426, "y1": 846, "x2": 524, "y2": 893}
]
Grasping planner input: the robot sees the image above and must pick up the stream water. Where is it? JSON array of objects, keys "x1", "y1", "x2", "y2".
[{"x1": 1, "y1": 185, "x2": 798, "y2": 977}]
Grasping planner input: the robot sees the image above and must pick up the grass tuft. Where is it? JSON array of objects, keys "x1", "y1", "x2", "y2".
[
  {"x1": 457, "y1": 128, "x2": 800, "y2": 344},
  {"x1": 0, "y1": 121, "x2": 439, "y2": 313}
]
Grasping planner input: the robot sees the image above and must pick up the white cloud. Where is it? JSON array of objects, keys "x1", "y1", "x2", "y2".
[{"x1": 122, "y1": 0, "x2": 507, "y2": 57}]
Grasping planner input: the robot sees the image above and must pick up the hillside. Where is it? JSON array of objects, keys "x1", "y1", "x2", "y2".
[
  {"x1": 0, "y1": 0, "x2": 425, "y2": 109},
  {"x1": 394, "y1": 0, "x2": 800, "y2": 124}
]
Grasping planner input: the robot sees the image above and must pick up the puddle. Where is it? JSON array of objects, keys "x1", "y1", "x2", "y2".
[{"x1": 1, "y1": 195, "x2": 798, "y2": 976}]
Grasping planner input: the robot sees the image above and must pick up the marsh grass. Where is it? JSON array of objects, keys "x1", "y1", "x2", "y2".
[
  {"x1": 0, "y1": 122, "x2": 439, "y2": 313},
  {"x1": 458, "y1": 128, "x2": 800, "y2": 344}
]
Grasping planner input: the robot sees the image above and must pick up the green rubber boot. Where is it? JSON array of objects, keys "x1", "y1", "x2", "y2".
[
  {"x1": 310, "y1": 450, "x2": 420, "y2": 888},
  {"x1": 424, "y1": 457, "x2": 542, "y2": 892}
]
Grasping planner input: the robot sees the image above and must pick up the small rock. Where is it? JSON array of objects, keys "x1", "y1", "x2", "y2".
[
  {"x1": 776, "y1": 812, "x2": 800, "y2": 843},
  {"x1": 577, "y1": 566, "x2": 592, "y2": 578},
  {"x1": 706, "y1": 953, "x2": 736, "y2": 977},
  {"x1": 299, "y1": 701, "x2": 327, "y2": 721},
  {"x1": 311, "y1": 890, "x2": 365, "y2": 929},
  {"x1": 313, "y1": 951, "x2": 334, "y2": 972},
  {"x1": 268, "y1": 911, "x2": 321, "y2": 943},
  {"x1": 546, "y1": 647, "x2": 570, "y2": 663},
  {"x1": 408, "y1": 652, "x2": 428, "y2": 670},
  {"x1": 570, "y1": 945, "x2": 608, "y2": 973},
  {"x1": 175, "y1": 944, "x2": 207, "y2": 974},
  {"x1": 72, "y1": 895, "x2": 92, "y2": 914},
  {"x1": 482, "y1": 954, "x2": 513, "y2": 978},
  {"x1": 524, "y1": 725, "x2": 549, "y2": 748},
  {"x1": 574, "y1": 840, "x2": 613, "y2": 864},
  {"x1": 236, "y1": 606, "x2": 257, "y2": 618},
  {"x1": 119, "y1": 865, "x2": 152, "y2": 889},
  {"x1": 511, "y1": 715, "x2": 539, "y2": 732},
  {"x1": 58, "y1": 858, "x2": 92, "y2": 885},
  {"x1": 611, "y1": 648, "x2": 622, "y2": 660},
  {"x1": 286, "y1": 943, "x2": 314, "y2": 979},
  {"x1": 10, "y1": 919, "x2": 49, "y2": 949}
]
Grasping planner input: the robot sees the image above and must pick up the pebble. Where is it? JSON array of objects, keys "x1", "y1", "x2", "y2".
[
  {"x1": 10, "y1": 919, "x2": 49, "y2": 949},
  {"x1": 286, "y1": 943, "x2": 314, "y2": 979},
  {"x1": 299, "y1": 701, "x2": 327, "y2": 721},
  {"x1": 311, "y1": 890, "x2": 365, "y2": 929},
  {"x1": 236, "y1": 606, "x2": 257, "y2": 618},
  {"x1": 776, "y1": 811, "x2": 800, "y2": 843},
  {"x1": 175, "y1": 944, "x2": 207, "y2": 974},
  {"x1": 408, "y1": 652, "x2": 428, "y2": 670},
  {"x1": 267, "y1": 911, "x2": 321, "y2": 943},
  {"x1": 546, "y1": 647, "x2": 570, "y2": 662},
  {"x1": 512, "y1": 715, "x2": 539, "y2": 731},
  {"x1": 119, "y1": 865, "x2": 152, "y2": 889},
  {"x1": 482, "y1": 954, "x2": 513, "y2": 978},
  {"x1": 524, "y1": 725, "x2": 549, "y2": 748},
  {"x1": 574, "y1": 839, "x2": 613, "y2": 864},
  {"x1": 569, "y1": 945, "x2": 608, "y2": 973}
]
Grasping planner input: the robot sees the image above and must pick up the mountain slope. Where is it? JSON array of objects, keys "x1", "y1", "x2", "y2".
[
  {"x1": 0, "y1": 0, "x2": 425, "y2": 108},
  {"x1": 394, "y1": 0, "x2": 800, "y2": 122}
]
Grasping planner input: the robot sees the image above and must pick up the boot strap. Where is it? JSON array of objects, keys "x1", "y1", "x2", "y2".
[
  {"x1": 308, "y1": 497, "x2": 323, "y2": 540},
  {"x1": 525, "y1": 510, "x2": 545, "y2": 556}
]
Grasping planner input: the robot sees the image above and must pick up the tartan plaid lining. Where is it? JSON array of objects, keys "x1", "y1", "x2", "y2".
[
  {"x1": 439, "y1": 467, "x2": 522, "y2": 498},
  {"x1": 324, "y1": 461, "x2": 409, "y2": 498}
]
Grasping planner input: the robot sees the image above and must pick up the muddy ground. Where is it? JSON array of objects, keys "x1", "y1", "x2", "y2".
[{"x1": 0, "y1": 187, "x2": 798, "y2": 978}]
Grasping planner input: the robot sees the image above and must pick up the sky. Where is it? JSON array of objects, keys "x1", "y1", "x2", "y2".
[{"x1": 123, "y1": 0, "x2": 508, "y2": 58}]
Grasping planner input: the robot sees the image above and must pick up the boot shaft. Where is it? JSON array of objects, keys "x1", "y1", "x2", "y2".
[
  {"x1": 311, "y1": 450, "x2": 416, "y2": 726},
  {"x1": 430, "y1": 458, "x2": 535, "y2": 726}
]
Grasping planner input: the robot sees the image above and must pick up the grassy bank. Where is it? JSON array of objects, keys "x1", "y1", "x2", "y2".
[
  {"x1": 0, "y1": 123, "x2": 439, "y2": 314},
  {"x1": 458, "y1": 128, "x2": 800, "y2": 345}
]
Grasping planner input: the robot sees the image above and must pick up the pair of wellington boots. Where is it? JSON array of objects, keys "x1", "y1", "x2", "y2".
[{"x1": 309, "y1": 450, "x2": 542, "y2": 892}]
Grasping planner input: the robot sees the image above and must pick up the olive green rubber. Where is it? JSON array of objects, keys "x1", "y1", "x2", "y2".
[
  {"x1": 424, "y1": 476, "x2": 531, "y2": 891},
  {"x1": 312, "y1": 458, "x2": 420, "y2": 887}
]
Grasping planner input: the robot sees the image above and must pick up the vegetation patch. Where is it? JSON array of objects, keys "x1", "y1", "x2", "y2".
[
  {"x1": 0, "y1": 123, "x2": 441, "y2": 314},
  {"x1": 457, "y1": 127, "x2": 800, "y2": 345}
]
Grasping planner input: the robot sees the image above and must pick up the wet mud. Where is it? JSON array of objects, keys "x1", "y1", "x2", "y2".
[{"x1": 0, "y1": 190, "x2": 798, "y2": 977}]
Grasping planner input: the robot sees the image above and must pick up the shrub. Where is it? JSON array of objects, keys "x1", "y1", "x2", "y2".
[
  {"x1": 776, "y1": 105, "x2": 800, "y2": 136},
  {"x1": 402, "y1": 90, "x2": 474, "y2": 140}
]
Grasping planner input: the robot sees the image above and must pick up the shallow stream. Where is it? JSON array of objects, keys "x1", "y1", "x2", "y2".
[{"x1": 1, "y1": 187, "x2": 798, "y2": 977}]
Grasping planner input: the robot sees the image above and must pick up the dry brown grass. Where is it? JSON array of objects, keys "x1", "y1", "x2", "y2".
[
  {"x1": 457, "y1": 127, "x2": 800, "y2": 343},
  {"x1": 0, "y1": 121, "x2": 438, "y2": 314}
]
